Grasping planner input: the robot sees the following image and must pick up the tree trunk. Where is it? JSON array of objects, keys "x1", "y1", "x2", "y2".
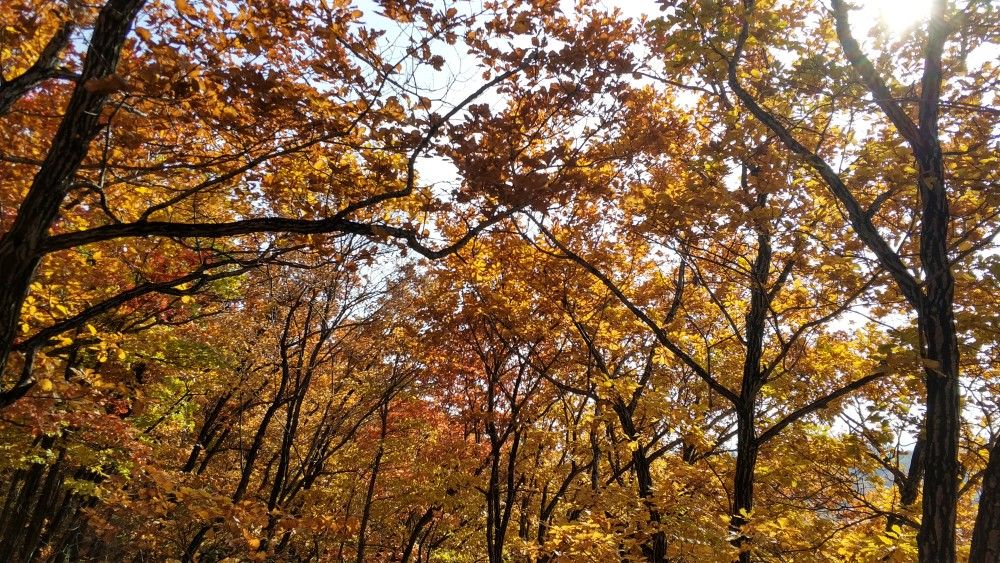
[
  {"x1": 730, "y1": 407, "x2": 758, "y2": 563},
  {"x1": 401, "y1": 506, "x2": 436, "y2": 563},
  {"x1": 632, "y1": 446, "x2": 667, "y2": 562},
  {"x1": 914, "y1": 129, "x2": 959, "y2": 563},
  {"x1": 971, "y1": 439, "x2": 1000, "y2": 562},
  {"x1": 0, "y1": 0, "x2": 146, "y2": 385},
  {"x1": 355, "y1": 405, "x2": 387, "y2": 563},
  {"x1": 728, "y1": 202, "x2": 769, "y2": 563},
  {"x1": 612, "y1": 401, "x2": 666, "y2": 562}
]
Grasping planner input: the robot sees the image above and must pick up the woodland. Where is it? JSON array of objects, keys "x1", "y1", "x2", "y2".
[{"x1": 0, "y1": 0, "x2": 997, "y2": 561}]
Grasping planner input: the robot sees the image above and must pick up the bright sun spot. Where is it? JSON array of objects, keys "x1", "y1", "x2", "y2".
[{"x1": 871, "y1": 0, "x2": 935, "y2": 35}]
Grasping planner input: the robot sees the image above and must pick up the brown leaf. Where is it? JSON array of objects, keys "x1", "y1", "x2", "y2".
[{"x1": 83, "y1": 74, "x2": 129, "y2": 95}]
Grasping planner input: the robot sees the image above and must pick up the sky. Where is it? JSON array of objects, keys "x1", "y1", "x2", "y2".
[
  {"x1": 386, "y1": 0, "x2": 997, "y2": 184},
  {"x1": 342, "y1": 0, "x2": 995, "y2": 448},
  {"x1": 350, "y1": 0, "x2": 996, "y2": 255}
]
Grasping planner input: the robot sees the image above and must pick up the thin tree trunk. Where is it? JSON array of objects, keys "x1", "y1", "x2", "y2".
[
  {"x1": 356, "y1": 404, "x2": 388, "y2": 563},
  {"x1": 729, "y1": 198, "x2": 770, "y2": 563},
  {"x1": 401, "y1": 506, "x2": 437, "y2": 563},
  {"x1": 730, "y1": 409, "x2": 758, "y2": 563},
  {"x1": 611, "y1": 401, "x2": 666, "y2": 562}
]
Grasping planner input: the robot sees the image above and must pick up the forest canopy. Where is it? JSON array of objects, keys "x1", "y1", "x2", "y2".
[{"x1": 0, "y1": 0, "x2": 997, "y2": 561}]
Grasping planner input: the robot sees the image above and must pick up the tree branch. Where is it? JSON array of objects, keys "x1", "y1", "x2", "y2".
[
  {"x1": 757, "y1": 371, "x2": 887, "y2": 444},
  {"x1": 830, "y1": 0, "x2": 924, "y2": 151},
  {"x1": 532, "y1": 216, "x2": 739, "y2": 405},
  {"x1": 0, "y1": 21, "x2": 76, "y2": 115},
  {"x1": 43, "y1": 210, "x2": 513, "y2": 260},
  {"x1": 727, "y1": 0, "x2": 925, "y2": 310}
]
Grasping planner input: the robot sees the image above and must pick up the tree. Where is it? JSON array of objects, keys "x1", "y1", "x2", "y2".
[
  {"x1": 1, "y1": 1, "x2": 997, "y2": 561},
  {"x1": 649, "y1": 0, "x2": 998, "y2": 559},
  {"x1": 526, "y1": 95, "x2": 896, "y2": 560},
  {"x1": 0, "y1": 0, "x2": 634, "y2": 404}
]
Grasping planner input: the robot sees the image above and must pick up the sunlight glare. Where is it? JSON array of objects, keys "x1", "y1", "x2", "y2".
[{"x1": 872, "y1": 0, "x2": 935, "y2": 35}]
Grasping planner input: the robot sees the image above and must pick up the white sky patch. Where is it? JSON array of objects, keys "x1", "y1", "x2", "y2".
[
  {"x1": 415, "y1": 156, "x2": 462, "y2": 195},
  {"x1": 867, "y1": 0, "x2": 936, "y2": 36}
]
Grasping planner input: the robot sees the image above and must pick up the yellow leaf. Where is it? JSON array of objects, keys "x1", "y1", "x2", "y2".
[
  {"x1": 39, "y1": 379, "x2": 53, "y2": 392},
  {"x1": 87, "y1": 323, "x2": 97, "y2": 335},
  {"x1": 177, "y1": 0, "x2": 196, "y2": 16},
  {"x1": 382, "y1": 97, "x2": 406, "y2": 120}
]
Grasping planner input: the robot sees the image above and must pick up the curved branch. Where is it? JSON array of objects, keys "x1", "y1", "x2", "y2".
[
  {"x1": 43, "y1": 209, "x2": 513, "y2": 259},
  {"x1": 726, "y1": 1, "x2": 924, "y2": 310},
  {"x1": 0, "y1": 21, "x2": 76, "y2": 115},
  {"x1": 0, "y1": 348, "x2": 37, "y2": 408},
  {"x1": 13, "y1": 257, "x2": 265, "y2": 351},
  {"x1": 532, "y1": 216, "x2": 739, "y2": 405},
  {"x1": 830, "y1": 0, "x2": 924, "y2": 151},
  {"x1": 757, "y1": 371, "x2": 887, "y2": 445}
]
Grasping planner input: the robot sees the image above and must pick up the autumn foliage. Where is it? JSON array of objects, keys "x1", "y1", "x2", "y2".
[{"x1": 0, "y1": 0, "x2": 998, "y2": 561}]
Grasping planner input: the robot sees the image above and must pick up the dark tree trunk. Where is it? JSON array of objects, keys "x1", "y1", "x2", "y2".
[
  {"x1": 727, "y1": 3, "x2": 963, "y2": 558},
  {"x1": 401, "y1": 506, "x2": 437, "y2": 563},
  {"x1": 914, "y1": 123, "x2": 959, "y2": 563},
  {"x1": 730, "y1": 408, "x2": 758, "y2": 563},
  {"x1": 182, "y1": 392, "x2": 231, "y2": 472},
  {"x1": 356, "y1": 404, "x2": 387, "y2": 563},
  {"x1": 0, "y1": 0, "x2": 147, "y2": 387},
  {"x1": 632, "y1": 446, "x2": 667, "y2": 562},
  {"x1": 971, "y1": 440, "x2": 1000, "y2": 562},
  {"x1": 728, "y1": 197, "x2": 770, "y2": 563},
  {"x1": 611, "y1": 401, "x2": 666, "y2": 562}
]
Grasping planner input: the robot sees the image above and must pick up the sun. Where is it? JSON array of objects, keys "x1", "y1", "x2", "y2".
[{"x1": 870, "y1": 0, "x2": 936, "y2": 35}]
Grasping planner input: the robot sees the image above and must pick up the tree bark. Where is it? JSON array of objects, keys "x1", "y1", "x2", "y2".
[
  {"x1": 970, "y1": 440, "x2": 1000, "y2": 562},
  {"x1": 730, "y1": 408, "x2": 758, "y2": 563},
  {"x1": 0, "y1": 0, "x2": 146, "y2": 385},
  {"x1": 913, "y1": 80, "x2": 959, "y2": 562},
  {"x1": 355, "y1": 403, "x2": 387, "y2": 563},
  {"x1": 727, "y1": 2, "x2": 962, "y2": 559}
]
